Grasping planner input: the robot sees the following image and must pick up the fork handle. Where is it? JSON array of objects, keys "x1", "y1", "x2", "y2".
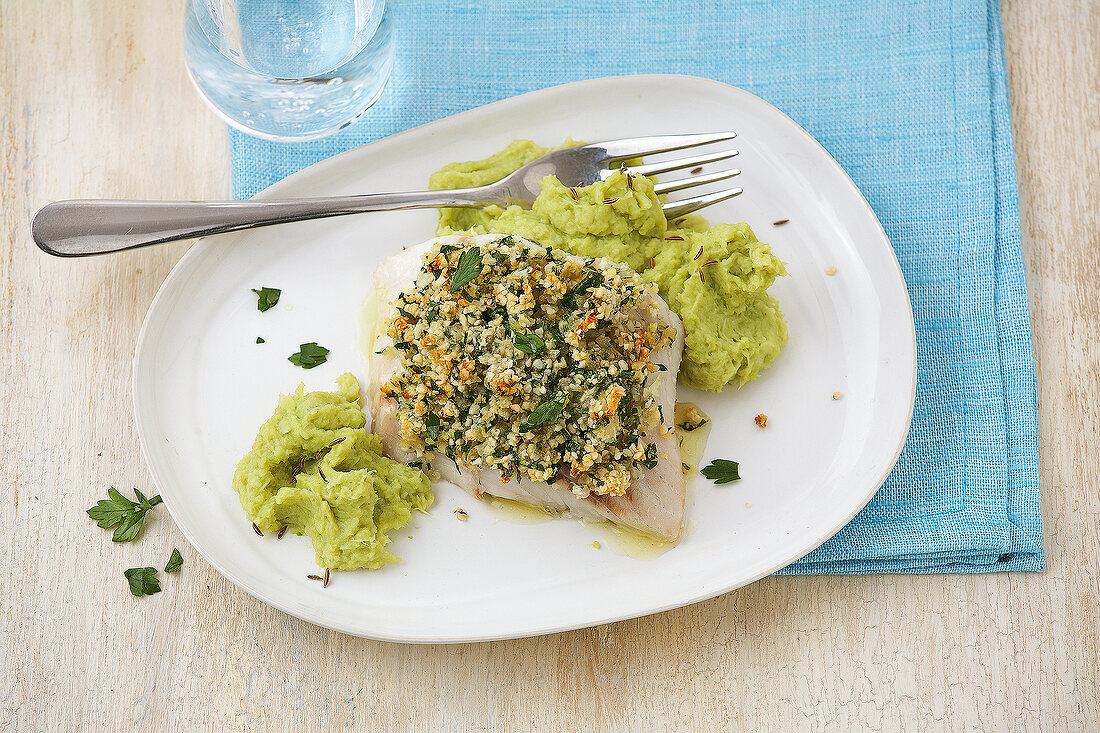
[{"x1": 31, "y1": 188, "x2": 492, "y2": 257}]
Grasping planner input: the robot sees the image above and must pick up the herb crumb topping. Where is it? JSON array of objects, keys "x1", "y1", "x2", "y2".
[{"x1": 381, "y1": 236, "x2": 676, "y2": 498}]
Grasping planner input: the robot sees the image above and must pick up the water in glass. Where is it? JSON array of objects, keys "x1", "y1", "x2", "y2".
[{"x1": 184, "y1": 0, "x2": 394, "y2": 141}]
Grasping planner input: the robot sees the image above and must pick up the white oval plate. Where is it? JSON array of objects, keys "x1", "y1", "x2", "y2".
[{"x1": 134, "y1": 75, "x2": 915, "y2": 643}]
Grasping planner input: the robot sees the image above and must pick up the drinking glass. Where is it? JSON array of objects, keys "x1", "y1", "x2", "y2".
[{"x1": 184, "y1": 0, "x2": 394, "y2": 141}]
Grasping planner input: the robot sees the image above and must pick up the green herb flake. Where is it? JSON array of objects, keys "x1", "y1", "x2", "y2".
[
  {"x1": 546, "y1": 321, "x2": 565, "y2": 342},
  {"x1": 450, "y1": 246, "x2": 484, "y2": 291},
  {"x1": 87, "y1": 487, "x2": 163, "y2": 543},
  {"x1": 165, "y1": 548, "x2": 184, "y2": 573},
  {"x1": 288, "y1": 342, "x2": 330, "y2": 369},
  {"x1": 256, "y1": 337, "x2": 265, "y2": 344},
  {"x1": 562, "y1": 272, "x2": 604, "y2": 309},
  {"x1": 521, "y1": 397, "x2": 565, "y2": 432},
  {"x1": 512, "y1": 331, "x2": 546, "y2": 356},
  {"x1": 424, "y1": 412, "x2": 441, "y2": 442},
  {"x1": 701, "y1": 459, "x2": 741, "y2": 485},
  {"x1": 124, "y1": 567, "x2": 161, "y2": 597},
  {"x1": 251, "y1": 287, "x2": 281, "y2": 312},
  {"x1": 635, "y1": 443, "x2": 658, "y2": 470},
  {"x1": 677, "y1": 418, "x2": 710, "y2": 433}
]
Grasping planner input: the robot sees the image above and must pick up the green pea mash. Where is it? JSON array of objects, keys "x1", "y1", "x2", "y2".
[
  {"x1": 233, "y1": 373, "x2": 432, "y2": 571},
  {"x1": 430, "y1": 140, "x2": 789, "y2": 391}
]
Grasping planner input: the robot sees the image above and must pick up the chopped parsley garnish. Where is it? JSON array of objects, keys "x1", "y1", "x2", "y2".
[
  {"x1": 701, "y1": 459, "x2": 741, "y2": 484},
  {"x1": 450, "y1": 246, "x2": 484, "y2": 291},
  {"x1": 546, "y1": 321, "x2": 564, "y2": 343},
  {"x1": 521, "y1": 397, "x2": 565, "y2": 431},
  {"x1": 256, "y1": 337, "x2": 265, "y2": 344},
  {"x1": 635, "y1": 443, "x2": 659, "y2": 470},
  {"x1": 562, "y1": 271, "x2": 604, "y2": 309},
  {"x1": 424, "y1": 412, "x2": 441, "y2": 442},
  {"x1": 87, "y1": 487, "x2": 162, "y2": 543},
  {"x1": 124, "y1": 567, "x2": 161, "y2": 597},
  {"x1": 164, "y1": 548, "x2": 183, "y2": 573},
  {"x1": 251, "y1": 287, "x2": 281, "y2": 312},
  {"x1": 512, "y1": 331, "x2": 546, "y2": 355},
  {"x1": 288, "y1": 342, "x2": 329, "y2": 369},
  {"x1": 677, "y1": 418, "x2": 709, "y2": 432}
]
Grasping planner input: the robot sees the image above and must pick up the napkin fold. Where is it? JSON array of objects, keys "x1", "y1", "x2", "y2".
[{"x1": 230, "y1": 0, "x2": 1042, "y2": 573}]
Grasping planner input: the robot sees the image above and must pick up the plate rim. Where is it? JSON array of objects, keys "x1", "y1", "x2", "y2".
[{"x1": 133, "y1": 73, "x2": 917, "y2": 643}]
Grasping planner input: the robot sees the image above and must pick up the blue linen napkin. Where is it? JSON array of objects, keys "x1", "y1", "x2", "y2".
[{"x1": 229, "y1": 0, "x2": 1042, "y2": 573}]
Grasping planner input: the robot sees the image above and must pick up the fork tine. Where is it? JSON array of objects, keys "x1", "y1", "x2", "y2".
[
  {"x1": 661, "y1": 187, "x2": 744, "y2": 218},
  {"x1": 626, "y1": 149, "x2": 739, "y2": 178},
  {"x1": 590, "y1": 132, "x2": 737, "y2": 163},
  {"x1": 652, "y1": 168, "x2": 741, "y2": 195}
]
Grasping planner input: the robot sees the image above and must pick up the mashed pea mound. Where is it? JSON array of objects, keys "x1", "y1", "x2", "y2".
[
  {"x1": 431, "y1": 140, "x2": 789, "y2": 391},
  {"x1": 233, "y1": 373, "x2": 432, "y2": 571}
]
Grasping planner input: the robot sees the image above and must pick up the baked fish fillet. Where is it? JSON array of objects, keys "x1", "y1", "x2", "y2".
[{"x1": 365, "y1": 233, "x2": 687, "y2": 542}]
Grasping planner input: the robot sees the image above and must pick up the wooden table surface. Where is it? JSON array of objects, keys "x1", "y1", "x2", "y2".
[{"x1": 3, "y1": 2, "x2": 1097, "y2": 730}]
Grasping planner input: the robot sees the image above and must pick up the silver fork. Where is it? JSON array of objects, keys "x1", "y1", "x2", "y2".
[{"x1": 31, "y1": 132, "x2": 741, "y2": 257}]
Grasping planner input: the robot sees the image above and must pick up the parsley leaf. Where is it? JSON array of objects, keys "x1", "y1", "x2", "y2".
[
  {"x1": 512, "y1": 331, "x2": 546, "y2": 355},
  {"x1": 87, "y1": 487, "x2": 162, "y2": 543},
  {"x1": 521, "y1": 397, "x2": 565, "y2": 432},
  {"x1": 165, "y1": 548, "x2": 183, "y2": 573},
  {"x1": 677, "y1": 418, "x2": 710, "y2": 432},
  {"x1": 124, "y1": 567, "x2": 161, "y2": 597},
  {"x1": 288, "y1": 342, "x2": 329, "y2": 369},
  {"x1": 562, "y1": 272, "x2": 604, "y2": 309},
  {"x1": 251, "y1": 287, "x2": 281, "y2": 312},
  {"x1": 701, "y1": 459, "x2": 741, "y2": 484},
  {"x1": 450, "y1": 247, "x2": 484, "y2": 291},
  {"x1": 546, "y1": 321, "x2": 564, "y2": 343},
  {"x1": 635, "y1": 443, "x2": 659, "y2": 470},
  {"x1": 424, "y1": 412, "x2": 441, "y2": 442},
  {"x1": 256, "y1": 337, "x2": 265, "y2": 344}
]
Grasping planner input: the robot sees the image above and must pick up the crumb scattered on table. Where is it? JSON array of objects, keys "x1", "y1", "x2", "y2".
[
  {"x1": 832, "y1": 391, "x2": 843, "y2": 400},
  {"x1": 824, "y1": 265, "x2": 837, "y2": 276},
  {"x1": 755, "y1": 414, "x2": 768, "y2": 428}
]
